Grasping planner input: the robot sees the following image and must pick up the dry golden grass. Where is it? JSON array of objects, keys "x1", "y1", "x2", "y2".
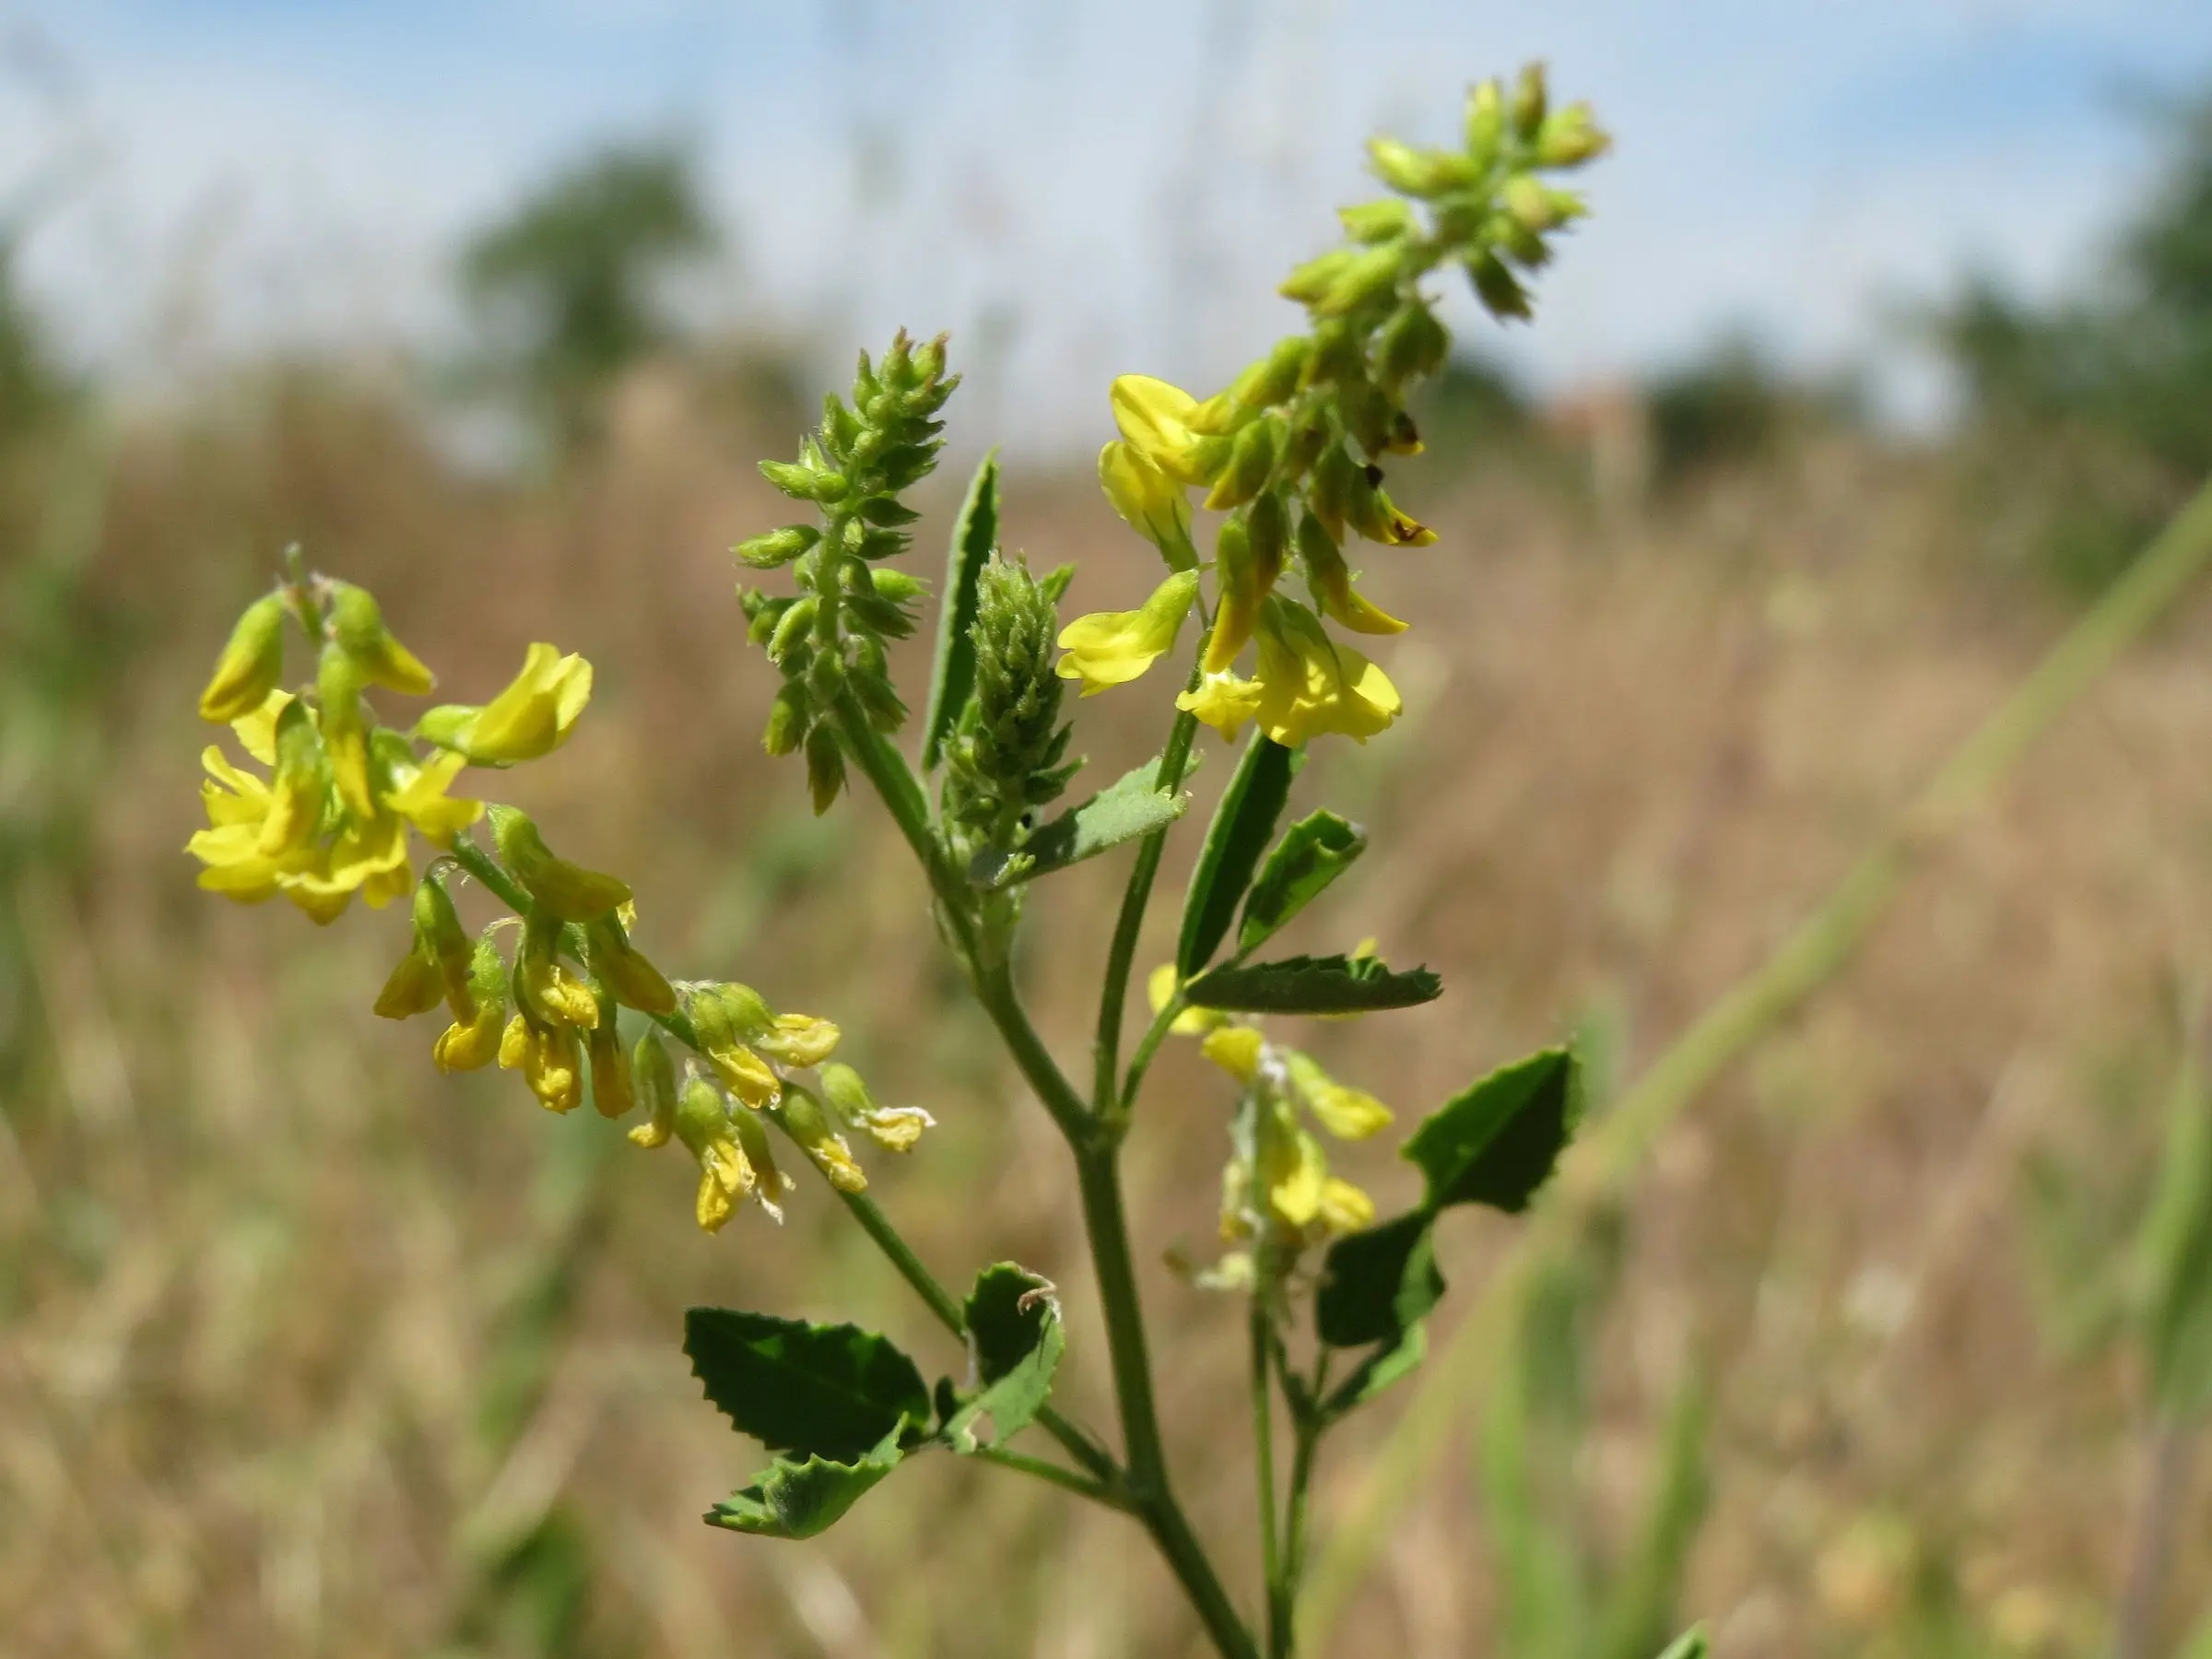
[{"x1": 3, "y1": 365, "x2": 2208, "y2": 1656}]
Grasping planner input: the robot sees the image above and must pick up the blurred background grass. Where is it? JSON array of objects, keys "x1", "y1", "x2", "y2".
[{"x1": 7, "y1": 6, "x2": 2212, "y2": 1657}]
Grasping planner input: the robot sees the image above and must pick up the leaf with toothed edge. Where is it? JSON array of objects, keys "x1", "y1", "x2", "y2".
[
  {"x1": 967, "y1": 752, "x2": 1194, "y2": 888},
  {"x1": 706, "y1": 1430, "x2": 905, "y2": 1539},
  {"x1": 684, "y1": 1308, "x2": 931, "y2": 1464},
  {"x1": 1182, "y1": 952, "x2": 1440, "y2": 1015},
  {"x1": 1238, "y1": 809, "x2": 1366, "y2": 955}
]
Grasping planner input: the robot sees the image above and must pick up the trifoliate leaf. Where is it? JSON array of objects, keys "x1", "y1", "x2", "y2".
[{"x1": 685, "y1": 1308, "x2": 931, "y2": 1463}]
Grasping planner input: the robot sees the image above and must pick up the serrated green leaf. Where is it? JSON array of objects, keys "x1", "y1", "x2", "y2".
[
  {"x1": 921, "y1": 449, "x2": 998, "y2": 771},
  {"x1": 1177, "y1": 735, "x2": 1298, "y2": 978},
  {"x1": 968, "y1": 753, "x2": 1192, "y2": 888},
  {"x1": 1238, "y1": 810, "x2": 1366, "y2": 955},
  {"x1": 685, "y1": 1309, "x2": 931, "y2": 1463},
  {"x1": 944, "y1": 1264, "x2": 1065, "y2": 1451},
  {"x1": 1182, "y1": 951, "x2": 1441, "y2": 1015},
  {"x1": 1404, "y1": 1046, "x2": 1579, "y2": 1214},
  {"x1": 1326, "y1": 1319, "x2": 1430, "y2": 1415},
  {"x1": 707, "y1": 1430, "x2": 904, "y2": 1539}
]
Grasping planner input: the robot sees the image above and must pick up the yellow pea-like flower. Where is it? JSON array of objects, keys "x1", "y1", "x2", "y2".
[
  {"x1": 1055, "y1": 570, "x2": 1200, "y2": 696},
  {"x1": 198, "y1": 594, "x2": 288, "y2": 724},
  {"x1": 1098, "y1": 441, "x2": 1198, "y2": 571},
  {"x1": 628, "y1": 1034, "x2": 678, "y2": 1147},
  {"x1": 1316, "y1": 1177, "x2": 1376, "y2": 1234},
  {"x1": 1251, "y1": 600, "x2": 1401, "y2": 747},
  {"x1": 1110, "y1": 374, "x2": 1214, "y2": 487},
  {"x1": 433, "y1": 998, "x2": 506, "y2": 1073},
  {"x1": 1175, "y1": 671, "x2": 1265, "y2": 742},
  {"x1": 417, "y1": 641, "x2": 593, "y2": 766},
  {"x1": 381, "y1": 747, "x2": 483, "y2": 848},
  {"x1": 327, "y1": 582, "x2": 435, "y2": 696},
  {"x1": 1200, "y1": 1026, "x2": 1265, "y2": 1082},
  {"x1": 1299, "y1": 514, "x2": 1408, "y2": 637},
  {"x1": 1286, "y1": 1052, "x2": 1393, "y2": 1139},
  {"x1": 753, "y1": 1012, "x2": 841, "y2": 1069}
]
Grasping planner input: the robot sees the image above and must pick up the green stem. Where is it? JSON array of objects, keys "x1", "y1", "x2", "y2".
[
  {"x1": 1094, "y1": 695, "x2": 1204, "y2": 1127},
  {"x1": 1282, "y1": 1412, "x2": 1321, "y2": 1642},
  {"x1": 970, "y1": 1444, "x2": 1131, "y2": 1512},
  {"x1": 834, "y1": 701, "x2": 1257, "y2": 1659},
  {"x1": 1119, "y1": 992, "x2": 1186, "y2": 1118},
  {"x1": 1251, "y1": 1304, "x2": 1285, "y2": 1659},
  {"x1": 1298, "y1": 470, "x2": 2212, "y2": 1653}
]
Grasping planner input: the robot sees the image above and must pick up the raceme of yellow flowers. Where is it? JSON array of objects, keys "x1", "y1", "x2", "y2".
[
  {"x1": 1060, "y1": 65, "x2": 1606, "y2": 747},
  {"x1": 187, "y1": 562, "x2": 924, "y2": 1233}
]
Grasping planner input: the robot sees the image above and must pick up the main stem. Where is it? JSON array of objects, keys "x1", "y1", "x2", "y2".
[
  {"x1": 1251, "y1": 1305, "x2": 1286, "y2": 1659},
  {"x1": 837, "y1": 702, "x2": 1258, "y2": 1659}
]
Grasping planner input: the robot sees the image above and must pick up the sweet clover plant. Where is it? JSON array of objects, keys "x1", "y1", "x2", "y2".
[{"x1": 184, "y1": 67, "x2": 1688, "y2": 1657}]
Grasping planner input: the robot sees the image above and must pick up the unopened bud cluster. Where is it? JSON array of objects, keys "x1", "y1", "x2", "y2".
[
  {"x1": 736, "y1": 330, "x2": 959, "y2": 813},
  {"x1": 938, "y1": 555, "x2": 1080, "y2": 865}
]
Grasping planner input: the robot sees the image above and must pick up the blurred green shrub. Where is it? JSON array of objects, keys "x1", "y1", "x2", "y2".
[
  {"x1": 1934, "y1": 92, "x2": 2212, "y2": 591},
  {"x1": 458, "y1": 143, "x2": 718, "y2": 456}
]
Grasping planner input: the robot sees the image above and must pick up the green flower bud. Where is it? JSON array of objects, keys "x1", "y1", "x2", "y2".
[
  {"x1": 1377, "y1": 299, "x2": 1450, "y2": 389},
  {"x1": 1315, "y1": 244, "x2": 1406, "y2": 318},
  {"x1": 857, "y1": 495, "x2": 920, "y2": 527},
  {"x1": 1279, "y1": 247, "x2": 1358, "y2": 305},
  {"x1": 316, "y1": 643, "x2": 377, "y2": 822},
  {"x1": 1535, "y1": 101, "x2": 1609, "y2": 167},
  {"x1": 1467, "y1": 250, "x2": 1533, "y2": 320},
  {"x1": 805, "y1": 724, "x2": 845, "y2": 815},
  {"x1": 819, "y1": 1061, "x2": 935, "y2": 1152},
  {"x1": 1511, "y1": 62, "x2": 1548, "y2": 141},
  {"x1": 488, "y1": 805, "x2": 631, "y2": 922},
  {"x1": 1204, "y1": 414, "x2": 1286, "y2": 512},
  {"x1": 735, "y1": 524, "x2": 819, "y2": 570},
  {"x1": 328, "y1": 582, "x2": 434, "y2": 696},
  {"x1": 198, "y1": 592, "x2": 288, "y2": 724},
  {"x1": 629, "y1": 1033, "x2": 677, "y2": 1147},
  {"x1": 1464, "y1": 77, "x2": 1505, "y2": 160},
  {"x1": 414, "y1": 873, "x2": 476, "y2": 1018},
  {"x1": 1505, "y1": 174, "x2": 1563, "y2": 233},
  {"x1": 586, "y1": 912, "x2": 677, "y2": 1015},
  {"x1": 768, "y1": 595, "x2": 818, "y2": 662},
  {"x1": 775, "y1": 1084, "x2": 868, "y2": 1194},
  {"x1": 1366, "y1": 137, "x2": 1477, "y2": 197},
  {"x1": 1336, "y1": 199, "x2": 1417, "y2": 244},
  {"x1": 942, "y1": 556, "x2": 1077, "y2": 860},
  {"x1": 762, "y1": 683, "x2": 808, "y2": 757},
  {"x1": 759, "y1": 458, "x2": 849, "y2": 503}
]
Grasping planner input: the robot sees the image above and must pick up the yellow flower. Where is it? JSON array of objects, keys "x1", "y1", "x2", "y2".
[
  {"x1": 1055, "y1": 570, "x2": 1200, "y2": 696},
  {"x1": 1299, "y1": 514, "x2": 1408, "y2": 637},
  {"x1": 1099, "y1": 441, "x2": 1198, "y2": 571},
  {"x1": 499, "y1": 1013, "x2": 583, "y2": 1112},
  {"x1": 417, "y1": 642, "x2": 593, "y2": 766},
  {"x1": 1110, "y1": 374, "x2": 1214, "y2": 486},
  {"x1": 380, "y1": 743, "x2": 482, "y2": 847},
  {"x1": 674, "y1": 1075, "x2": 787, "y2": 1230},
  {"x1": 1200, "y1": 1025, "x2": 1265, "y2": 1082},
  {"x1": 778, "y1": 1086, "x2": 868, "y2": 1194},
  {"x1": 198, "y1": 594, "x2": 288, "y2": 724},
  {"x1": 1250, "y1": 599, "x2": 1400, "y2": 747},
  {"x1": 628, "y1": 1034, "x2": 678, "y2": 1147},
  {"x1": 317, "y1": 644, "x2": 378, "y2": 823},
  {"x1": 434, "y1": 998, "x2": 506, "y2": 1072},
  {"x1": 1202, "y1": 512, "x2": 1278, "y2": 674},
  {"x1": 753, "y1": 1012, "x2": 842, "y2": 1069},
  {"x1": 1316, "y1": 1176, "x2": 1376, "y2": 1233},
  {"x1": 328, "y1": 581, "x2": 435, "y2": 696},
  {"x1": 586, "y1": 914, "x2": 677, "y2": 1015},
  {"x1": 1260, "y1": 1119, "x2": 1328, "y2": 1230},
  {"x1": 1286, "y1": 1052, "x2": 1393, "y2": 1139},
  {"x1": 231, "y1": 690, "x2": 290, "y2": 764},
  {"x1": 256, "y1": 700, "x2": 329, "y2": 858},
  {"x1": 1176, "y1": 670, "x2": 1266, "y2": 740}
]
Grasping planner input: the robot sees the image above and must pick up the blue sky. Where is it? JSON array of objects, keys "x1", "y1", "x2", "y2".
[{"x1": 5, "y1": 0, "x2": 2211, "y2": 452}]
